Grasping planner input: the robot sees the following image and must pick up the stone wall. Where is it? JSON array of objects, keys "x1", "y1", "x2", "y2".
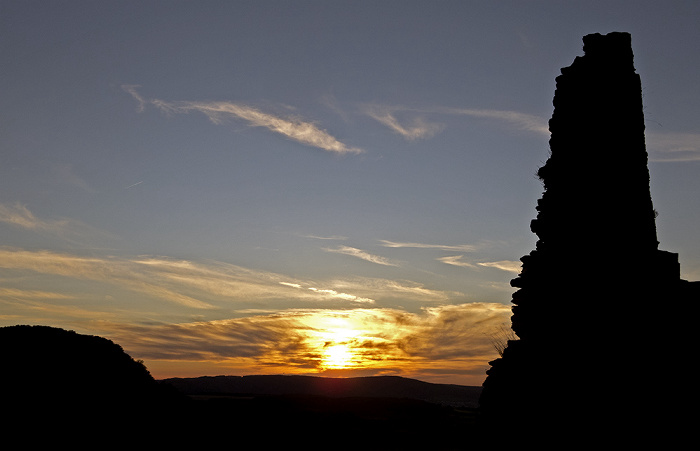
[{"x1": 478, "y1": 32, "x2": 699, "y2": 445}]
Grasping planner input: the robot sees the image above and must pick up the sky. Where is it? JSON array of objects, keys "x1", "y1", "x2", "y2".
[{"x1": 2, "y1": 1, "x2": 699, "y2": 386}]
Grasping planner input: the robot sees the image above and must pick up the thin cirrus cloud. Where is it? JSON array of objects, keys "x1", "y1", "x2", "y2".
[
  {"x1": 0, "y1": 202, "x2": 116, "y2": 245},
  {"x1": 645, "y1": 131, "x2": 700, "y2": 162},
  {"x1": 302, "y1": 234, "x2": 349, "y2": 241},
  {"x1": 362, "y1": 105, "x2": 444, "y2": 140},
  {"x1": 437, "y1": 255, "x2": 522, "y2": 273},
  {"x1": 0, "y1": 247, "x2": 213, "y2": 309},
  {"x1": 477, "y1": 260, "x2": 522, "y2": 273},
  {"x1": 0, "y1": 208, "x2": 460, "y2": 312},
  {"x1": 51, "y1": 164, "x2": 96, "y2": 194},
  {"x1": 0, "y1": 248, "x2": 443, "y2": 315},
  {"x1": 362, "y1": 104, "x2": 550, "y2": 139},
  {"x1": 327, "y1": 277, "x2": 460, "y2": 303},
  {"x1": 445, "y1": 107, "x2": 550, "y2": 135},
  {"x1": 379, "y1": 240, "x2": 479, "y2": 252},
  {"x1": 437, "y1": 255, "x2": 477, "y2": 268},
  {"x1": 0, "y1": 287, "x2": 73, "y2": 300},
  {"x1": 122, "y1": 85, "x2": 363, "y2": 155},
  {"x1": 0, "y1": 202, "x2": 61, "y2": 231},
  {"x1": 279, "y1": 281, "x2": 375, "y2": 304},
  {"x1": 323, "y1": 245, "x2": 400, "y2": 267},
  {"x1": 124, "y1": 255, "x2": 385, "y2": 307},
  {"x1": 362, "y1": 103, "x2": 700, "y2": 162}
]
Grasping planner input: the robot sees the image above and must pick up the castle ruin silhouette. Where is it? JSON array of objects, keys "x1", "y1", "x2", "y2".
[{"x1": 479, "y1": 32, "x2": 699, "y2": 443}]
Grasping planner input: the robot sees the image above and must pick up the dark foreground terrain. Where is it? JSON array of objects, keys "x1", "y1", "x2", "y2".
[
  {"x1": 158, "y1": 375, "x2": 483, "y2": 449},
  {"x1": 2, "y1": 325, "x2": 483, "y2": 449},
  {"x1": 175, "y1": 390, "x2": 481, "y2": 449},
  {"x1": 163, "y1": 374, "x2": 482, "y2": 407}
]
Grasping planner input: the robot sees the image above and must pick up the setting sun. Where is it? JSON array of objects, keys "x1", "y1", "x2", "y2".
[
  {"x1": 323, "y1": 343, "x2": 353, "y2": 369},
  {"x1": 306, "y1": 314, "x2": 366, "y2": 370}
]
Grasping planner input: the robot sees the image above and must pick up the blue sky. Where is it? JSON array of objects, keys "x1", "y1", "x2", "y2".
[{"x1": 2, "y1": 1, "x2": 699, "y2": 385}]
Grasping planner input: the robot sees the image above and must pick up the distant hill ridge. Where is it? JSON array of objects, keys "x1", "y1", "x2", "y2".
[{"x1": 161, "y1": 374, "x2": 482, "y2": 407}]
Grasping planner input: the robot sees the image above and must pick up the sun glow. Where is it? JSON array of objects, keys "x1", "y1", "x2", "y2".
[
  {"x1": 311, "y1": 315, "x2": 365, "y2": 370},
  {"x1": 323, "y1": 343, "x2": 353, "y2": 369}
]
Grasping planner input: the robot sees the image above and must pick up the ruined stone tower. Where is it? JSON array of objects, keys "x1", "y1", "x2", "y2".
[{"x1": 479, "y1": 32, "x2": 699, "y2": 442}]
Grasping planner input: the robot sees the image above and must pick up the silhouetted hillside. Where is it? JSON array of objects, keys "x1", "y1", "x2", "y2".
[
  {"x1": 163, "y1": 375, "x2": 483, "y2": 449},
  {"x1": 162, "y1": 374, "x2": 482, "y2": 408},
  {"x1": 2, "y1": 325, "x2": 154, "y2": 399},
  {"x1": 0, "y1": 325, "x2": 185, "y2": 443},
  {"x1": 0, "y1": 326, "x2": 481, "y2": 448}
]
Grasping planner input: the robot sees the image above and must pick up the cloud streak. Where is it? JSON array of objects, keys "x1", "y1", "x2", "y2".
[
  {"x1": 437, "y1": 255, "x2": 477, "y2": 268},
  {"x1": 1, "y1": 247, "x2": 466, "y2": 315},
  {"x1": 121, "y1": 84, "x2": 147, "y2": 112},
  {"x1": 443, "y1": 107, "x2": 549, "y2": 135},
  {"x1": 477, "y1": 260, "x2": 522, "y2": 273},
  {"x1": 380, "y1": 240, "x2": 478, "y2": 252},
  {"x1": 363, "y1": 104, "x2": 550, "y2": 139},
  {"x1": 0, "y1": 248, "x2": 213, "y2": 309},
  {"x1": 437, "y1": 256, "x2": 522, "y2": 273},
  {"x1": 363, "y1": 105, "x2": 444, "y2": 140},
  {"x1": 361, "y1": 102, "x2": 699, "y2": 161},
  {"x1": 323, "y1": 246, "x2": 399, "y2": 266},
  {"x1": 123, "y1": 85, "x2": 363, "y2": 155},
  {"x1": 0, "y1": 287, "x2": 73, "y2": 300},
  {"x1": 0, "y1": 202, "x2": 115, "y2": 245},
  {"x1": 327, "y1": 277, "x2": 462, "y2": 304},
  {"x1": 302, "y1": 234, "x2": 349, "y2": 241},
  {"x1": 279, "y1": 281, "x2": 375, "y2": 304},
  {"x1": 645, "y1": 131, "x2": 700, "y2": 162}
]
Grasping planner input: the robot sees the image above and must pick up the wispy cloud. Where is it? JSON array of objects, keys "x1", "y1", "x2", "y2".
[
  {"x1": 0, "y1": 202, "x2": 114, "y2": 245},
  {"x1": 363, "y1": 105, "x2": 444, "y2": 140},
  {"x1": 328, "y1": 277, "x2": 461, "y2": 303},
  {"x1": 0, "y1": 203, "x2": 52, "y2": 230},
  {"x1": 0, "y1": 248, "x2": 212, "y2": 309},
  {"x1": 0, "y1": 295, "x2": 117, "y2": 324},
  {"x1": 121, "y1": 84, "x2": 147, "y2": 112},
  {"x1": 437, "y1": 255, "x2": 477, "y2": 268},
  {"x1": 0, "y1": 248, "x2": 419, "y2": 312},
  {"x1": 131, "y1": 256, "x2": 383, "y2": 306},
  {"x1": 51, "y1": 164, "x2": 96, "y2": 193},
  {"x1": 437, "y1": 256, "x2": 522, "y2": 273},
  {"x1": 645, "y1": 131, "x2": 700, "y2": 162},
  {"x1": 279, "y1": 281, "x2": 375, "y2": 304},
  {"x1": 361, "y1": 101, "x2": 699, "y2": 160},
  {"x1": 362, "y1": 104, "x2": 549, "y2": 139},
  {"x1": 443, "y1": 107, "x2": 549, "y2": 135},
  {"x1": 477, "y1": 260, "x2": 522, "y2": 273},
  {"x1": 302, "y1": 234, "x2": 349, "y2": 241},
  {"x1": 0, "y1": 287, "x2": 73, "y2": 300},
  {"x1": 380, "y1": 240, "x2": 478, "y2": 252},
  {"x1": 323, "y1": 245, "x2": 399, "y2": 266},
  {"x1": 319, "y1": 92, "x2": 351, "y2": 123},
  {"x1": 123, "y1": 85, "x2": 363, "y2": 155}
]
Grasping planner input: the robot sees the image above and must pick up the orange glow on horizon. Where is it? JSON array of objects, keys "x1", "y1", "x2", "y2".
[{"x1": 118, "y1": 304, "x2": 511, "y2": 386}]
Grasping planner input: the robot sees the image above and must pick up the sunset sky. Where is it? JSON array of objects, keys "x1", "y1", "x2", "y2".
[{"x1": 2, "y1": 1, "x2": 699, "y2": 385}]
